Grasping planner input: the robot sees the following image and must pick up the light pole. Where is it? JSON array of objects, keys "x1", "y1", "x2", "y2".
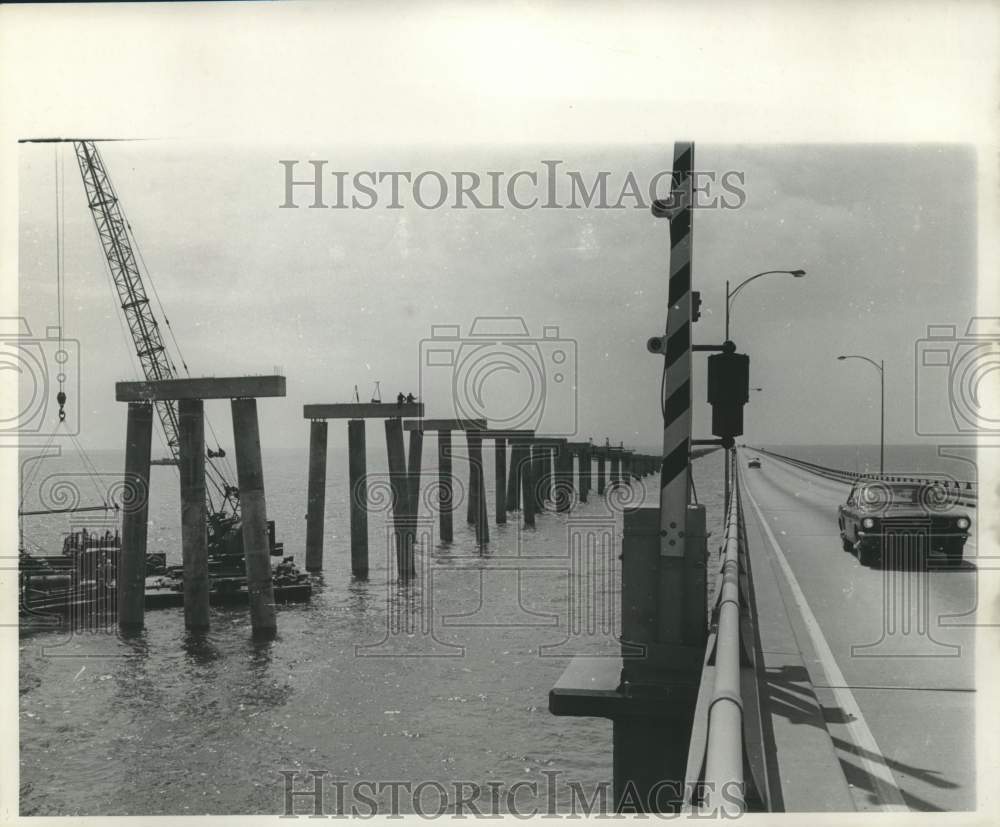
[
  {"x1": 837, "y1": 354, "x2": 885, "y2": 475},
  {"x1": 725, "y1": 269, "x2": 806, "y2": 341}
]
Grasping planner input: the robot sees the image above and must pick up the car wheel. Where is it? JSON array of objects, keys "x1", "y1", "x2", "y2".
[
  {"x1": 841, "y1": 534, "x2": 853, "y2": 552},
  {"x1": 945, "y1": 546, "x2": 964, "y2": 568}
]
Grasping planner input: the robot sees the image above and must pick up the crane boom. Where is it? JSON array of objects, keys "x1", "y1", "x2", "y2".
[{"x1": 72, "y1": 140, "x2": 238, "y2": 518}]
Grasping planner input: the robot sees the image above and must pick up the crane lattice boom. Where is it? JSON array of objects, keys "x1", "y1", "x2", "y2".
[{"x1": 73, "y1": 141, "x2": 238, "y2": 518}]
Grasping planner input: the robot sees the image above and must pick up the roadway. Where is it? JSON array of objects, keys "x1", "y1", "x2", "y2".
[{"x1": 738, "y1": 450, "x2": 977, "y2": 812}]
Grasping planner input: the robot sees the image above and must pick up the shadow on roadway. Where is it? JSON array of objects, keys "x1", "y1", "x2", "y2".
[{"x1": 765, "y1": 664, "x2": 963, "y2": 811}]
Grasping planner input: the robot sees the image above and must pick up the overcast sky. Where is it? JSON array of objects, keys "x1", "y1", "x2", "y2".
[{"x1": 16, "y1": 142, "x2": 976, "y2": 453}]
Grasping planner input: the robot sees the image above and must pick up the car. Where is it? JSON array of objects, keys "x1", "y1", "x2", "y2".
[
  {"x1": 748, "y1": 457, "x2": 762, "y2": 469},
  {"x1": 837, "y1": 480, "x2": 971, "y2": 567}
]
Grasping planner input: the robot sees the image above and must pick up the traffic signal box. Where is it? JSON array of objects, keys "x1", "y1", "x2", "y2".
[{"x1": 707, "y1": 347, "x2": 750, "y2": 442}]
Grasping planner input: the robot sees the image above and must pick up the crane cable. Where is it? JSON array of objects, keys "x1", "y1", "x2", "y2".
[
  {"x1": 54, "y1": 148, "x2": 67, "y2": 423},
  {"x1": 101, "y1": 155, "x2": 238, "y2": 491}
]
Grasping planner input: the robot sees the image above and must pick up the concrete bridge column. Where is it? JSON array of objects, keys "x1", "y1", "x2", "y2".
[
  {"x1": 232, "y1": 398, "x2": 278, "y2": 638},
  {"x1": 178, "y1": 398, "x2": 209, "y2": 630},
  {"x1": 347, "y1": 419, "x2": 368, "y2": 578},
  {"x1": 385, "y1": 418, "x2": 416, "y2": 579},
  {"x1": 304, "y1": 419, "x2": 328, "y2": 573},
  {"x1": 494, "y1": 437, "x2": 507, "y2": 524},
  {"x1": 505, "y1": 440, "x2": 520, "y2": 510},
  {"x1": 437, "y1": 430, "x2": 454, "y2": 542},
  {"x1": 119, "y1": 401, "x2": 153, "y2": 632}
]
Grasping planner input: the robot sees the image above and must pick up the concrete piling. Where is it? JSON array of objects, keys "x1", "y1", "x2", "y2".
[
  {"x1": 347, "y1": 419, "x2": 368, "y2": 578},
  {"x1": 576, "y1": 448, "x2": 586, "y2": 503},
  {"x1": 305, "y1": 419, "x2": 328, "y2": 573},
  {"x1": 466, "y1": 431, "x2": 479, "y2": 525},
  {"x1": 556, "y1": 441, "x2": 573, "y2": 513},
  {"x1": 231, "y1": 397, "x2": 278, "y2": 638},
  {"x1": 178, "y1": 398, "x2": 209, "y2": 630},
  {"x1": 597, "y1": 453, "x2": 606, "y2": 495},
  {"x1": 505, "y1": 440, "x2": 520, "y2": 511},
  {"x1": 407, "y1": 427, "x2": 424, "y2": 518},
  {"x1": 494, "y1": 437, "x2": 507, "y2": 524},
  {"x1": 119, "y1": 401, "x2": 153, "y2": 631},
  {"x1": 438, "y1": 430, "x2": 454, "y2": 542},
  {"x1": 543, "y1": 446, "x2": 555, "y2": 504},
  {"x1": 520, "y1": 440, "x2": 535, "y2": 528},
  {"x1": 533, "y1": 445, "x2": 546, "y2": 513},
  {"x1": 610, "y1": 453, "x2": 621, "y2": 489},
  {"x1": 468, "y1": 431, "x2": 489, "y2": 545},
  {"x1": 385, "y1": 417, "x2": 416, "y2": 579}
]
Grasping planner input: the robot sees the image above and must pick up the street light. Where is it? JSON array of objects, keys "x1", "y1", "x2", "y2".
[
  {"x1": 726, "y1": 269, "x2": 806, "y2": 341},
  {"x1": 837, "y1": 354, "x2": 885, "y2": 475}
]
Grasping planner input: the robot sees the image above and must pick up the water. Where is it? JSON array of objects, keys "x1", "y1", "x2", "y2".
[{"x1": 18, "y1": 445, "x2": 727, "y2": 816}]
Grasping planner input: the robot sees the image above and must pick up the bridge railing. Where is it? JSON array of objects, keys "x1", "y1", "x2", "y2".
[
  {"x1": 746, "y1": 446, "x2": 978, "y2": 508},
  {"x1": 682, "y1": 450, "x2": 774, "y2": 814}
]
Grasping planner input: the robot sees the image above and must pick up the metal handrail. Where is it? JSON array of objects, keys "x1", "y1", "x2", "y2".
[
  {"x1": 701, "y1": 453, "x2": 744, "y2": 814},
  {"x1": 683, "y1": 450, "x2": 746, "y2": 815},
  {"x1": 747, "y1": 446, "x2": 978, "y2": 507}
]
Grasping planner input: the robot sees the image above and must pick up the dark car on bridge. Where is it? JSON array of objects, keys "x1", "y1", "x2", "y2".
[
  {"x1": 748, "y1": 457, "x2": 761, "y2": 469},
  {"x1": 838, "y1": 480, "x2": 971, "y2": 567}
]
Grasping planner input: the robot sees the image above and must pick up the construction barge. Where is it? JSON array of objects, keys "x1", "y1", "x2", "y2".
[{"x1": 19, "y1": 524, "x2": 311, "y2": 624}]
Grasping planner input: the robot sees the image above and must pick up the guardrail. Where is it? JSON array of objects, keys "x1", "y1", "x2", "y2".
[
  {"x1": 550, "y1": 451, "x2": 777, "y2": 814},
  {"x1": 745, "y1": 446, "x2": 978, "y2": 508},
  {"x1": 682, "y1": 450, "x2": 774, "y2": 814}
]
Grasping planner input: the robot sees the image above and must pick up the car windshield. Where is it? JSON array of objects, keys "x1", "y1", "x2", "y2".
[{"x1": 857, "y1": 484, "x2": 930, "y2": 505}]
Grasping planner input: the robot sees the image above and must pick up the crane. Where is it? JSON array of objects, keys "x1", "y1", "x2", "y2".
[
  {"x1": 73, "y1": 141, "x2": 239, "y2": 516},
  {"x1": 67, "y1": 139, "x2": 279, "y2": 560}
]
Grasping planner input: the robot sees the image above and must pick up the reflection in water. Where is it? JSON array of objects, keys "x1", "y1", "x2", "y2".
[
  {"x1": 20, "y1": 452, "x2": 726, "y2": 816},
  {"x1": 182, "y1": 629, "x2": 221, "y2": 667}
]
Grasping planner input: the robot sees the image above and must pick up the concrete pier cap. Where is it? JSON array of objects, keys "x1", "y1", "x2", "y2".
[{"x1": 117, "y1": 375, "x2": 286, "y2": 401}]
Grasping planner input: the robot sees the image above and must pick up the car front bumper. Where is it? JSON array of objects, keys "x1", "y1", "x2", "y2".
[{"x1": 856, "y1": 531, "x2": 969, "y2": 554}]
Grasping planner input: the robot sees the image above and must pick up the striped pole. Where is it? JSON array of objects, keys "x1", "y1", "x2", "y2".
[{"x1": 650, "y1": 142, "x2": 694, "y2": 562}]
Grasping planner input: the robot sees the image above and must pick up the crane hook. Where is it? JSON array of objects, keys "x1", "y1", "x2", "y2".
[{"x1": 57, "y1": 390, "x2": 67, "y2": 422}]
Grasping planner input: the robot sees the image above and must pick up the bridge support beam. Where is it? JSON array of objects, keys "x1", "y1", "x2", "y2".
[
  {"x1": 520, "y1": 440, "x2": 535, "y2": 528},
  {"x1": 305, "y1": 419, "x2": 328, "y2": 573},
  {"x1": 232, "y1": 398, "x2": 278, "y2": 639},
  {"x1": 505, "y1": 440, "x2": 520, "y2": 511},
  {"x1": 119, "y1": 401, "x2": 153, "y2": 632},
  {"x1": 385, "y1": 418, "x2": 416, "y2": 579},
  {"x1": 438, "y1": 430, "x2": 454, "y2": 542},
  {"x1": 347, "y1": 419, "x2": 368, "y2": 578},
  {"x1": 179, "y1": 399, "x2": 210, "y2": 630},
  {"x1": 494, "y1": 437, "x2": 507, "y2": 524},
  {"x1": 468, "y1": 432, "x2": 489, "y2": 545}
]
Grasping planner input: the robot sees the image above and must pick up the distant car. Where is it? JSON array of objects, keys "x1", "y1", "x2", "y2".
[
  {"x1": 837, "y1": 480, "x2": 971, "y2": 567},
  {"x1": 748, "y1": 458, "x2": 762, "y2": 469}
]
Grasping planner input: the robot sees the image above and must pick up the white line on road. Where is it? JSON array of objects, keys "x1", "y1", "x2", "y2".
[{"x1": 742, "y1": 479, "x2": 909, "y2": 812}]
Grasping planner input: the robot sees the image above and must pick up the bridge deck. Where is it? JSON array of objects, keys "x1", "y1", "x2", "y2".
[{"x1": 739, "y1": 450, "x2": 976, "y2": 812}]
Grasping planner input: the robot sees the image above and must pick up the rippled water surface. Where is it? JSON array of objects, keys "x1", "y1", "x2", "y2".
[{"x1": 19, "y1": 445, "x2": 726, "y2": 816}]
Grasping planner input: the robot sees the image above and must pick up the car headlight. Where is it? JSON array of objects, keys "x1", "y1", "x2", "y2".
[
  {"x1": 956, "y1": 517, "x2": 970, "y2": 530},
  {"x1": 861, "y1": 517, "x2": 876, "y2": 529}
]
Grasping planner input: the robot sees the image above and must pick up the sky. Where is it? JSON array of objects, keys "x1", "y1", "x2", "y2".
[{"x1": 15, "y1": 141, "x2": 978, "y2": 454}]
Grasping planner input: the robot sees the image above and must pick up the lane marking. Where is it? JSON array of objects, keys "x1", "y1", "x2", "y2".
[{"x1": 742, "y1": 477, "x2": 909, "y2": 812}]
